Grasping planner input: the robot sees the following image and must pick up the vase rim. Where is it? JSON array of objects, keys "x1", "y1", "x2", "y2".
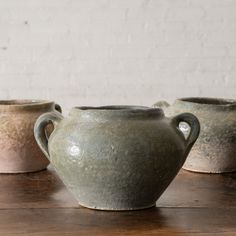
[
  {"x1": 70, "y1": 105, "x2": 164, "y2": 119},
  {"x1": 176, "y1": 97, "x2": 236, "y2": 106},
  {"x1": 74, "y1": 105, "x2": 155, "y2": 111},
  {"x1": 0, "y1": 99, "x2": 55, "y2": 111}
]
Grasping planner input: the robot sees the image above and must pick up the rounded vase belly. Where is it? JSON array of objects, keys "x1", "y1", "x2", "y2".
[{"x1": 34, "y1": 105, "x2": 200, "y2": 210}]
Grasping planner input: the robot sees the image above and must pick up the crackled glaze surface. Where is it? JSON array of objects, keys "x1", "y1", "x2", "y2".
[
  {"x1": 35, "y1": 106, "x2": 199, "y2": 210},
  {"x1": 0, "y1": 100, "x2": 60, "y2": 173},
  {"x1": 153, "y1": 97, "x2": 236, "y2": 173}
]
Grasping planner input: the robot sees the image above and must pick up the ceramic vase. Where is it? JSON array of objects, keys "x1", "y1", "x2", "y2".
[
  {"x1": 0, "y1": 99, "x2": 61, "y2": 173},
  {"x1": 153, "y1": 97, "x2": 236, "y2": 173},
  {"x1": 34, "y1": 106, "x2": 200, "y2": 210}
]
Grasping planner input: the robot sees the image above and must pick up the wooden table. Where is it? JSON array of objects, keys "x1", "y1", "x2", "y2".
[{"x1": 0, "y1": 166, "x2": 235, "y2": 235}]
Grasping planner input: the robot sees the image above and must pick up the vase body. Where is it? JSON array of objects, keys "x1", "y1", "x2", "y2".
[
  {"x1": 34, "y1": 106, "x2": 199, "y2": 210},
  {"x1": 0, "y1": 100, "x2": 61, "y2": 173}
]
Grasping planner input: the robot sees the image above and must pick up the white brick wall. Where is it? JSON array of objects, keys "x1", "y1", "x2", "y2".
[{"x1": 0, "y1": 0, "x2": 236, "y2": 113}]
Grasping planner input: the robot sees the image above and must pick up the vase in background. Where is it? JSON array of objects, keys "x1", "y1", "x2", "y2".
[
  {"x1": 0, "y1": 99, "x2": 61, "y2": 173},
  {"x1": 153, "y1": 97, "x2": 236, "y2": 173}
]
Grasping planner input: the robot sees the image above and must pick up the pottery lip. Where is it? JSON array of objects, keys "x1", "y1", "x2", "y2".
[
  {"x1": 175, "y1": 97, "x2": 236, "y2": 110},
  {"x1": 69, "y1": 105, "x2": 164, "y2": 120},
  {"x1": 0, "y1": 99, "x2": 55, "y2": 112}
]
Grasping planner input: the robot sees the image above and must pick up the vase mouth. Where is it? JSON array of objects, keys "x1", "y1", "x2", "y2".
[
  {"x1": 71, "y1": 105, "x2": 164, "y2": 119},
  {"x1": 178, "y1": 97, "x2": 236, "y2": 106},
  {"x1": 0, "y1": 99, "x2": 55, "y2": 111},
  {"x1": 0, "y1": 99, "x2": 52, "y2": 106},
  {"x1": 75, "y1": 105, "x2": 155, "y2": 111}
]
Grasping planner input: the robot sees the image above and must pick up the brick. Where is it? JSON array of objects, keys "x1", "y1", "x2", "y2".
[
  {"x1": 166, "y1": 7, "x2": 205, "y2": 21},
  {"x1": 229, "y1": 45, "x2": 236, "y2": 56}
]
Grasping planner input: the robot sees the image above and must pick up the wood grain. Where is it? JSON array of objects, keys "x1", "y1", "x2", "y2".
[
  {"x1": 0, "y1": 208, "x2": 235, "y2": 236},
  {"x1": 0, "y1": 165, "x2": 235, "y2": 235}
]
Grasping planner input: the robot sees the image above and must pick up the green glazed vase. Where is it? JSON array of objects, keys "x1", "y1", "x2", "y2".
[{"x1": 34, "y1": 106, "x2": 200, "y2": 210}]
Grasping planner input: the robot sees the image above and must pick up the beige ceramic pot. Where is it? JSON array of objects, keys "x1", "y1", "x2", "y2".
[
  {"x1": 153, "y1": 97, "x2": 236, "y2": 173},
  {"x1": 0, "y1": 100, "x2": 61, "y2": 173}
]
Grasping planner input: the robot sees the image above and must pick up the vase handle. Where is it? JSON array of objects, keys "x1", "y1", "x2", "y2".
[
  {"x1": 55, "y1": 103, "x2": 62, "y2": 113},
  {"x1": 171, "y1": 113, "x2": 200, "y2": 156},
  {"x1": 34, "y1": 111, "x2": 63, "y2": 160},
  {"x1": 152, "y1": 101, "x2": 170, "y2": 110}
]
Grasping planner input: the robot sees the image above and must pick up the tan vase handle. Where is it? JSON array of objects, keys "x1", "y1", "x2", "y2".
[
  {"x1": 171, "y1": 113, "x2": 200, "y2": 156},
  {"x1": 34, "y1": 111, "x2": 63, "y2": 159},
  {"x1": 152, "y1": 101, "x2": 170, "y2": 109},
  {"x1": 55, "y1": 103, "x2": 62, "y2": 113}
]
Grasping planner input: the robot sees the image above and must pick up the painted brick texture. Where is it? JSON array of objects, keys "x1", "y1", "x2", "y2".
[{"x1": 0, "y1": 0, "x2": 236, "y2": 112}]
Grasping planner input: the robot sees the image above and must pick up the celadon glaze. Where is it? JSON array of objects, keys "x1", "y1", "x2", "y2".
[
  {"x1": 34, "y1": 106, "x2": 200, "y2": 211},
  {"x1": 153, "y1": 97, "x2": 236, "y2": 173}
]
